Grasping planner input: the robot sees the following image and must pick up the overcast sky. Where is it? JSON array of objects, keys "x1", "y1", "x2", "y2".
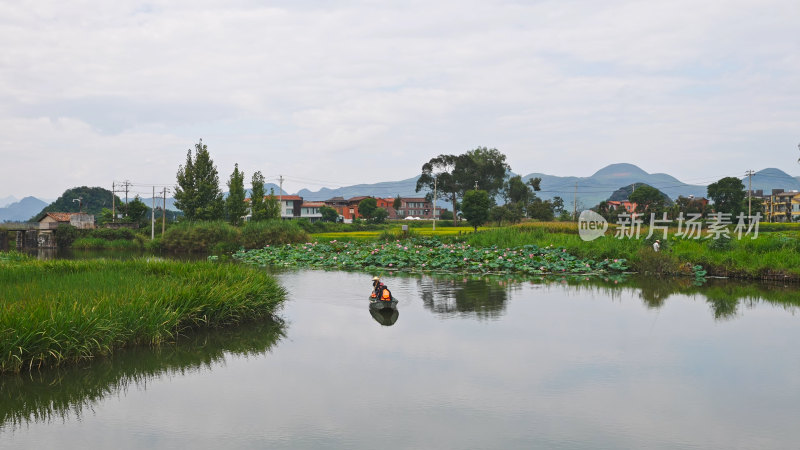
[{"x1": 1, "y1": 0, "x2": 798, "y2": 199}]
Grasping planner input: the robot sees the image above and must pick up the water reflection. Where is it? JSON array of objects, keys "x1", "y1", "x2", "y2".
[
  {"x1": 402, "y1": 272, "x2": 800, "y2": 322},
  {"x1": 416, "y1": 275, "x2": 509, "y2": 320},
  {"x1": 552, "y1": 276, "x2": 800, "y2": 321},
  {"x1": 0, "y1": 319, "x2": 284, "y2": 431},
  {"x1": 369, "y1": 307, "x2": 400, "y2": 326}
]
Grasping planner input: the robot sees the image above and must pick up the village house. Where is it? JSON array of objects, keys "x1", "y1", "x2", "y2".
[
  {"x1": 606, "y1": 200, "x2": 637, "y2": 214},
  {"x1": 278, "y1": 195, "x2": 303, "y2": 219},
  {"x1": 764, "y1": 189, "x2": 800, "y2": 222},
  {"x1": 38, "y1": 212, "x2": 95, "y2": 230},
  {"x1": 300, "y1": 201, "x2": 325, "y2": 222}
]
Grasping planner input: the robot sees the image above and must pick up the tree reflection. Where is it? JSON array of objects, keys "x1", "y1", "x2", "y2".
[
  {"x1": 0, "y1": 318, "x2": 285, "y2": 430},
  {"x1": 417, "y1": 275, "x2": 509, "y2": 320},
  {"x1": 412, "y1": 271, "x2": 800, "y2": 322}
]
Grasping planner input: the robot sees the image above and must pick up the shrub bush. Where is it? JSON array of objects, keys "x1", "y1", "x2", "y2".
[
  {"x1": 240, "y1": 220, "x2": 310, "y2": 249},
  {"x1": 90, "y1": 228, "x2": 137, "y2": 241},
  {"x1": 162, "y1": 221, "x2": 240, "y2": 252}
]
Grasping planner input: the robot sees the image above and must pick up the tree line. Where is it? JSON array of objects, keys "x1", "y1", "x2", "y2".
[
  {"x1": 174, "y1": 139, "x2": 286, "y2": 225},
  {"x1": 593, "y1": 177, "x2": 764, "y2": 221}
]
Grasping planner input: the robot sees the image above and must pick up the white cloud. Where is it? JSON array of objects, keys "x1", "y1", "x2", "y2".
[{"x1": 1, "y1": 0, "x2": 798, "y2": 198}]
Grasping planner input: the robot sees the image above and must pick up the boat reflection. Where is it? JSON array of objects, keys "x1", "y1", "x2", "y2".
[{"x1": 369, "y1": 298, "x2": 399, "y2": 326}]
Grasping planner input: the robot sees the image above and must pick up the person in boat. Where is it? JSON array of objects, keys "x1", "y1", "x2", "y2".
[{"x1": 371, "y1": 276, "x2": 392, "y2": 301}]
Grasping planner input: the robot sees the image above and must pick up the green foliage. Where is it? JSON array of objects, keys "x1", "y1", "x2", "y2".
[
  {"x1": 174, "y1": 139, "x2": 224, "y2": 221},
  {"x1": 629, "y1": 185, "x2": 669, "y2": 217},
  {"x1": 489, "y1": 204, "x2": 523, "y2": 226},
  {"x1": 265, "y1": 189, "x2": 281, "y2": 220},
  {"x1": 393, "y1": 195, "x2": 402, "y2": 210},
  {"x1": 162, "y1": 221, "x2": 240, "y2": 253},
  {"x1": 0, "y1": 258, "x2": 286, "y2": 373},
  {"x1": 319, "y1": 205, "x2": 339, "y2": 222},
  {"x1": 249, "y1": 171, "x2": 267, "y2": 221},
  {"x1": 528, "y1": 198, "x2": 555, "y2": 221},
  {"x1": 234, "y1": 237, "x2": 629, "y2": 276},
  {"x1": 461, "y1": 190, "x2": 491, "y2": 231},
  {"x1": 504, "y1": 175, "x2": 532, "y2": 205},
  {"x1": 32, "y1": 186, "x2": 118, "y2": 220},
  {"x1": 673, "y1": 195, "x2": 708, "y2": 218},
  {"x1": 225, "y1": 163, "x2": 247, "y2": 226},
  {"x1": 459, "y1": 147, "x2": 510, "y2": 199},
  {"x1": 417, "y1": 154, "x2": 461, "y2": 222},
  {"x1": 124, "y1": 196, "x2": 149, "y2": 227},
  {"x1": 89, "y1": 227, "x2": 137, "y2": 241},
  {"x1": 240, "y1": 220, "x2": 311, "y2": 249},
  {"x1": 54, "y1": 224, "x2": 82, "y2": 248},
  {"x1": 634, "y1": 246, "x2": 679, "y2": 275},
  {"x1": 358, "y1": 197, "x2": 377, "y2": 220},
  {"x1": 707, "y1": 176, "x2": 746, "y2": 215},
  {"x1": 371, "y1": 207, "x2": 388, "y2": 224},
  {"x1": 439, "y1": 210, "x2": 454, "y2": 220}
]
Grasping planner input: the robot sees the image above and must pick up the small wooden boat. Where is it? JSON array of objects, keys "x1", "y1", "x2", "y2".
[{"x1": 369, "y1": 297, "x2": 398, "y2": 311}]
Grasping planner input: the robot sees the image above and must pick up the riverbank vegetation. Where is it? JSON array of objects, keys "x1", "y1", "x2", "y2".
[
  {"x1": 461, "y1": 222, "x2": 800, "y2": 281},
  {"x1": 0, "y1": 255, "x2": 286, "y2": 373},
  {"x1": 234, "y1": 238, "x2": 629, "y2": 276}
]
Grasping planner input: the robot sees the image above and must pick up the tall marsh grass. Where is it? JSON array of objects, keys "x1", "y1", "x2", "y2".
[
  {"x1": 0, "y1": 257, "x2": 286, "y2": 373},
  {"x1": 240, "y1": 220, "x2": 310, "y2": 249},
  {"x1": 465, "y1": 223, "x2": 800, "y2": 280},
  {"x1": 162, "y1": 221, "x2": 240, "y2": 252}
]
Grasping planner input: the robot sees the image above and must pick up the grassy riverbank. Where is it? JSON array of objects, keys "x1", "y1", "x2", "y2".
[
  {"x1": 0, "y1": 254, "x2": 286, "y2": 373},
  {"x1": 462, "y1": 223, "x2": 800, "y2": 281}
]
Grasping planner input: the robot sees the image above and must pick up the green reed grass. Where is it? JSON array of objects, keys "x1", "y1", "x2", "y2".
[
  {"x1": 0, "y1": 257, "x2": 286, "y2": 373},
  {"x1": 465, "y1": 223, "x2": 800, "y2": 280}
]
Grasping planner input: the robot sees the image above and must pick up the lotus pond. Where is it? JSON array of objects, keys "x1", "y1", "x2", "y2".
[{"x1": 233, "y1": 238, "x2": 629, "y2": 275}]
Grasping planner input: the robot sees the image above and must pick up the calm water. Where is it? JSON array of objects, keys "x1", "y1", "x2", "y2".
[{"x1": 3, "y1": 270, "x2": 800, "y2": 449}]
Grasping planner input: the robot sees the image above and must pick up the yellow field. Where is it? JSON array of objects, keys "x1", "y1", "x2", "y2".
[{"x1": 312, "y1": 225, "x2": 488, "y2": 241}]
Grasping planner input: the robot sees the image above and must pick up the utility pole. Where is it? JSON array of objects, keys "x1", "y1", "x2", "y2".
[
  {"x1": 433, "y1": 176, "x2": 437, "y2": 231},
  {"x1": 151, "y1": 186, "x2": 155, "y2": 240},
  {"x1": 162, "y1": 187, "x2": 167, "y2": 235},
  {"x1": 747, "y1": 171, "x2": 752, "y2": 219},
  {"x1": 278, "y1": 175, "x2": 284, "y2": 219},
  {"x1": 111, "y1": 182, "x2": 116, "y2": 222},
  {"x1": 124, "y1": 180, "x2": 129, "y2": 210},
  {"x1": 573, "y1": 182, "x2": 578, "y2": 221}
]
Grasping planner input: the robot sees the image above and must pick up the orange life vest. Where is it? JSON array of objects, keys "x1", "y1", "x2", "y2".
[{"x1": 381, "y1": 287, "x2": 391, "y2": 301}]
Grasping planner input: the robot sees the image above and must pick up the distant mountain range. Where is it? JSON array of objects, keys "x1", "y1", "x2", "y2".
[
  {"x1": 296, "y1": 177, "x2": 422, "y2": 201},
  {"x1": 746, "y1": 168, "x2": 800, "y2": 194},
  {"x1": 0, "y1": 195, "x2": 18, "y2": 208},
  {"x1": 0, "y1": 197, "x2": 48, "y2": 222},
  {"x1": 4, "y1": 165, "x2": 799, "y2": 220}
]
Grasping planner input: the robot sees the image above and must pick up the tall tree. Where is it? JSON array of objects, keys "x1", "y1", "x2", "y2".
[
  {"x1": 417, "y1": 154, "x2": 460, "y2": 222},
  {"x1": 250, "y1": 171, "x2": 267, "y2": 222},
  {"x1": 707, "y1": 177, "x2": 746, "y2": 215},
  {"x1": 226, "y1": 163, "x2": 246, "y2": 226},
  {"x1": 358, "y1": 197, "x2": 377, "y2": 220},
  {"x1": 320, "y1": 205, "x2": 339, "y2": 222},
  {"x1": 393, "y1": 195, "x2": 402, "y2": 211},
  {"x1": 504, "y1": 175, "x2": 532, "y2": 205},
  {"x1": 174, "y1": 139, "x2": 224, "y2": 221},
  {"x1": 265, "y1": 189, "x2": 281, "y2": 220},
  {"x1": 455, "y1": 147, "x2": 511, "y2": 199},
  {"x1": 461, "y1": 190, "x2": 491, "y2": 231},
  {"x1": 629, "y1": 185, "x2": 668, "y2": 217},
  {"x1": 125, "y1": 196, "x2": 149, "y2": 226}
]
